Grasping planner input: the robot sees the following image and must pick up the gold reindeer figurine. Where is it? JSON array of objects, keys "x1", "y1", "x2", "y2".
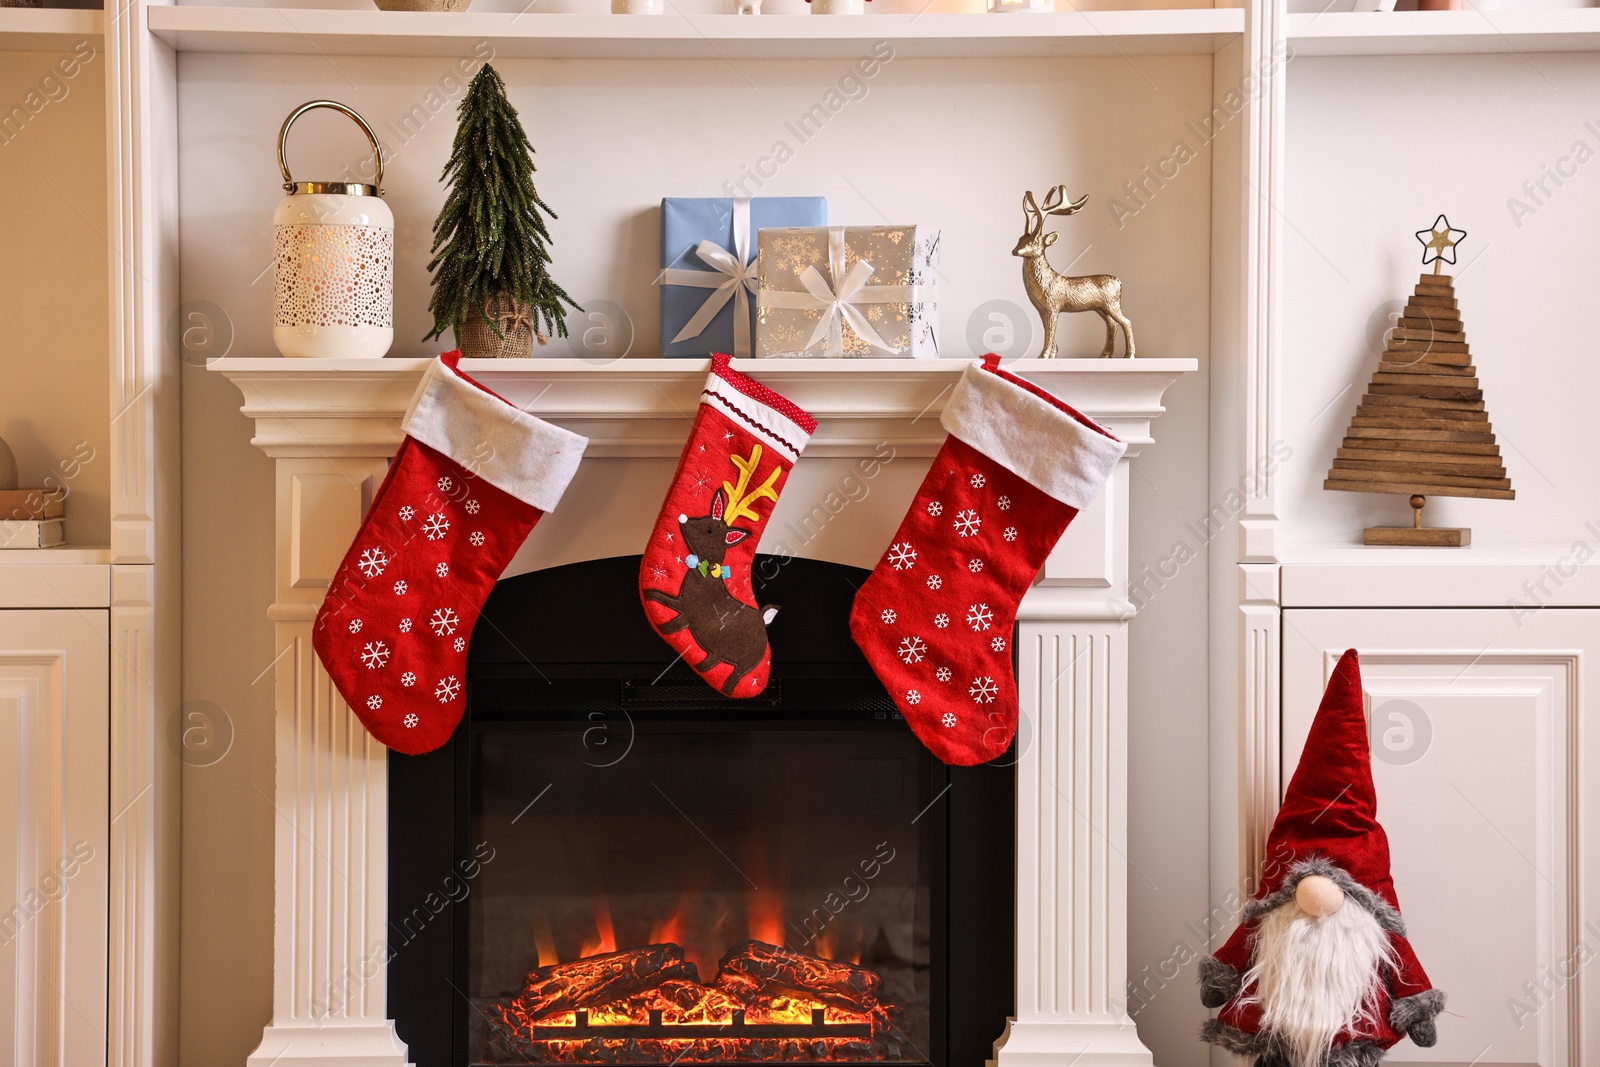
[{"x1": 1012, "y1": 186, "x2": 1135, "y2": 359}]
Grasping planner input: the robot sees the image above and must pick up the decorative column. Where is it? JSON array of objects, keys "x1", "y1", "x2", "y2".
[
  {"x1": 246, "y1": 447, "x2": 411, "y2": 1066},
  {"x1": 1237, "y1": 565, "x2": 1282, "y2": 890},
  {"x1": 105, "y1": 1, "x2": 184, "y2": 1064},
  {"x1": 993, "y1": 452, "x2": 1150, "y2": 1067}
]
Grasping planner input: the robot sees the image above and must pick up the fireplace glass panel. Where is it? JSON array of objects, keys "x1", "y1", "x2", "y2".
[{"x1": 466, "y1": 700, "x2": 938, "y2": 1067}]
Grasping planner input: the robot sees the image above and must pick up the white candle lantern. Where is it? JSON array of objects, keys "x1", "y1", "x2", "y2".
[{"x1": 273, "y1": 101, "x2": 394, "y2": 359}]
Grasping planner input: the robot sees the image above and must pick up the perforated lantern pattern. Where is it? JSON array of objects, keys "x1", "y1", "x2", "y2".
[
  {"x1": 273, "y1": 223, "x2": 394, "y2": 328},
  {"x1": 271, "y1": 99, "x2": 395, "y2": 358}
]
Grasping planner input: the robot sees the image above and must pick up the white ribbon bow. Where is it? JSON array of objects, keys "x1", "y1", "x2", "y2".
[
  {"x1": 758, "y1": 226, "x2": 930, "y2": 356},
  {"x1": 796, "y1": 258, "x2": 891, "y2": 354},
  {"x1": 661, "y1": 197, "x2": 758, "y2": 356}
]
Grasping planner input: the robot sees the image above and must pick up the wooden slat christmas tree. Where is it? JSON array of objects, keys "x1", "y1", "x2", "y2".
[{"x1": 1324, "y1": 217, "x2": 1513, "y2": 547}]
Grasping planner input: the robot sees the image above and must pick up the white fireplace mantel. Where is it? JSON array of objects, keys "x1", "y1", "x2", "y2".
[
  {"x1": 219, "y1": 356, "x2": 1191, "y2": 459},
  {"x1": 213, "y1": 355, "x2": 1194, "y2": 1067}
]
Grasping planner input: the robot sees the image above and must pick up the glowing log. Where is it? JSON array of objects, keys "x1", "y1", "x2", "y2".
[
  {"x1": 516, "y1": 943, "x2": 701, "y2": 1020},
  {"x1": 714, "y1": 940, "x2": 882, "y2": 1012}
]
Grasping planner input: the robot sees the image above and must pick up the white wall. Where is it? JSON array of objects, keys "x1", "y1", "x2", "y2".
[
  {"x1": 177, "y1": 51, "x2": 1212, "y2": 363},
  {"x1": 0, "y1": 44, "x2": 110, "y2": 546},
  {"x1": 178, "y1": 47, "x2": 1216, "y2": 1064},
  {"x1": 1282, "y1": 52, "x2": 1600, "y2": 550},
  {"x1": 178, "y1": 358, "x2": 278, "y2": 1064}
]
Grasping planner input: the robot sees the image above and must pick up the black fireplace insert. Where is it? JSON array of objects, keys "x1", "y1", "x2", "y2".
[{"x1": 389, "y1": 556, "x2": 1014, "y2": 1067}]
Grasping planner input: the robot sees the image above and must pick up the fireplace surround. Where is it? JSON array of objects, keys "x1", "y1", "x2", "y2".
[
  {"x1": 214, "y1": 355, "x2": 1192, "y2": 1067},
  {"x1": 388, "y1": 556, "x2": 1014, "y2": 1067}
]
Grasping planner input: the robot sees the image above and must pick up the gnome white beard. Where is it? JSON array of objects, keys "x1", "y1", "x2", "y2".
[{"x1": 1241, "y1": 897, "x2": 1395, "y2": 1067}]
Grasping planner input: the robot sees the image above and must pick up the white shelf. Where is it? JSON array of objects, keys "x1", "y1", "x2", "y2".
[
  {"x1": 1280, "y1": 542, "x2": 1600, "y2": 608},
  {"x1": 148, "y1": 5, "x2": 1243, "y2": 58},
  {"x1": 0, "y1": 7, "x2": 102, "y2": 51},
  {"x1": 0, "y1": 545, "x2": 113, "y2": 565},
  {"x1": 1286, "y1": 9, "x2": 1600, "y2": 56},
  {"x1": 0, "y1": 547, "x2": 112, "y2": 609}
]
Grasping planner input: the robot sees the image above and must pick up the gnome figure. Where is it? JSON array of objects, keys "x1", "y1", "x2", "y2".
[{"x1": 1199, "y1": 650, "x2": 1446, "y2": 1067}]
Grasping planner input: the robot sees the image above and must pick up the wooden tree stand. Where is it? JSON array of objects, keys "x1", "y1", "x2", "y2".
[
  {"x1": 1364, "y1": 494, "x2": 1468, "y2": 547},
  {"x1": 1324, "y1": 269, "x2": 1513, "y2": 547}
]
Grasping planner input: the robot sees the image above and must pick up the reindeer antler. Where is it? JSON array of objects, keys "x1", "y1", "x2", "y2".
[
  {"x1": 1024, "y1": 187, "x2": 1088, "y2": 235},
  {"x1": 722, "y1": 444, "x2": 782, "y2": 526},
  {"x1": 1043, "y1": 185, "x2": 1089, "y2": 217},
  {"x1": 1022, "y1": 190, "x2": 1042, "y2": 233}
]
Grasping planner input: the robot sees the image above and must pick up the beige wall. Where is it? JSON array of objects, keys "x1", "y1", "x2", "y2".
[{"x1": 0, "y1": 44, "x2": 110, "y2": 546}]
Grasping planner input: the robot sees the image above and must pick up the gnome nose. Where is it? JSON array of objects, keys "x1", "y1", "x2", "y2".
[{"x1": 1295, "y1": 874, "x2": 1346, "y2": 918}]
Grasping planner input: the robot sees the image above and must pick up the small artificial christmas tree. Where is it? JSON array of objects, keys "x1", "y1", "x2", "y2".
[
  {"x1": 1323, "y1": 216, "x2": 1513, "y2": 546},
  {"x1": 425, "y1": 63, "x2": 578, "y2": 356}
]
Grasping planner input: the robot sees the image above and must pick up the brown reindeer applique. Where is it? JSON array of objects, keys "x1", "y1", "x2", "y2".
[{"x1": 643, "y1": 446, "x2": 782, "y2": 696}]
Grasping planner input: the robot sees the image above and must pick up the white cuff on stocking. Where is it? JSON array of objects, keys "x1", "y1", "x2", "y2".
[
  {"x1": 940, "y1": 361, "x2": 1127, "y2": 510},
  {"x1": 401, "y1": 358, "x2": 590, "y2": 513}
]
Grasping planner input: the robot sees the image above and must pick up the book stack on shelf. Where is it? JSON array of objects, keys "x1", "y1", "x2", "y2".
[{"x1": 0, "y1": 490, "x2": 66, "y2": 549}]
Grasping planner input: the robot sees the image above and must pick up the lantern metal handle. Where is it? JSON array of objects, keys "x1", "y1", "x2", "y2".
[{"x1": 277, "y1": 100, "x2": 385, "y2": 193}]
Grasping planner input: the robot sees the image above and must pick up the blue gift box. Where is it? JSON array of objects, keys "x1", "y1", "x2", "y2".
[{"x1": 660, "y1": 196, "x2": 827, "y2": 358}]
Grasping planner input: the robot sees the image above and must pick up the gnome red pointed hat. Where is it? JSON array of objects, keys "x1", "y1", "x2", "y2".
[
  {"x1": 1247, "y1": 648, "x2": 1401, "y2": 923},
  {"x1": 1198, "y1": 649, "x2": 1446, "y2": 1063}
]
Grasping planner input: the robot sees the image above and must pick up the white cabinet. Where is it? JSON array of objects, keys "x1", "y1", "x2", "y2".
[
  {"x1": 0, "y1": 610, "x2": 108, "y2": 1067},
  {"x1": 1284, "y1": 608, "x2": 1600, "y2": 1067}
]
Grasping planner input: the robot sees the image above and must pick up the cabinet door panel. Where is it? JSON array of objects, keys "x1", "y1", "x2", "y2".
[
  {"x1": 0, "y1": 611, "x2": 109, "y2": 1067},
  {"x1": 1284, "y1": 609, "x2": 1600, "y2": 1067}
]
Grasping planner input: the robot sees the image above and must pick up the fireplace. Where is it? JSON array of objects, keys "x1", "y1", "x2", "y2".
[
  {"x1": 222, "y1": 357, "x2": 1187, "y2": 1067},
  {"x1": 389, "y1": 556, "x2": 1015, "y2": 1067}
]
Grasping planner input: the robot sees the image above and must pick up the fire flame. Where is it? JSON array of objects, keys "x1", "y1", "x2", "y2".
[
  {"x1": 807, "y1": 925, "x2": 863, "y2": 966},
  {"x1": 746, "y1": 887, "x2": 784, "y2": 947},
  {"x1": 579, "y1": 896, "x2": 617, "y2": 959},
  {"x1": 548, "y1": 889, "x2": 866, "y2": 975},
  {"x1": 535, "y1": 914, "x2": 559, "y2": 969},
  {"x1": 814, "y1": 929, "x2": 836, "y2": 961},
  {"x1": 647, "y1": 908, "x2": 683, "y2": 947}
]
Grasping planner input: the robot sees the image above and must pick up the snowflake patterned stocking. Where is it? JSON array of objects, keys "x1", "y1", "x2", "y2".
[
  {"x1": 849, "y1": 355, "x2": 1126, "y2": 766},
  {"x1": 639, "y1": 353, "x2": 816, "y2": 697},
  {"x1": 312, "y1": 353, "x2": 588, "y2": 755}
]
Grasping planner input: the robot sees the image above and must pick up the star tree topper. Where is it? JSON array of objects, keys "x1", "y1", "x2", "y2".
[{"x1": 1415, "y1": 215, "x2": 1467, "y2": 273}]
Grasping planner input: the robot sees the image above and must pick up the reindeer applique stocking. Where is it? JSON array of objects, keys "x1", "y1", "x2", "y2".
[
  {"x1": 849, "y1": 355, "x2": 1125, "y2": 766},
  {"x1": 639, "y1": 354, "x2": 816, "y2": 697}
]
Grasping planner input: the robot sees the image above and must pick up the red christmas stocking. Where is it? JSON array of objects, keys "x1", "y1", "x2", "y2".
[
  {"x1": 640, "y1": 354, "x2": 816, "y2": 697},
  {"x1": 312, "y1": 353, "x2": 588, "y2": 754},
  {"x1": 849, "y1": 355, "x2": 1125, "y2": 765}
]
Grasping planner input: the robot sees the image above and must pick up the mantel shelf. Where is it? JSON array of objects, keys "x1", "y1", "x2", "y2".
[
  {"x1": 0, "y1": 7, "x2": 102, "y2": 50},
  {"x1": 211, "y1": 356, "x2": 1196, "y2": 458},
  {"x1": 1286, "y1": 9, "x2": 1600, "y2": 55},
  {"x1": 148, "y1": 5, "x2": 1242, "y2": 58}
]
